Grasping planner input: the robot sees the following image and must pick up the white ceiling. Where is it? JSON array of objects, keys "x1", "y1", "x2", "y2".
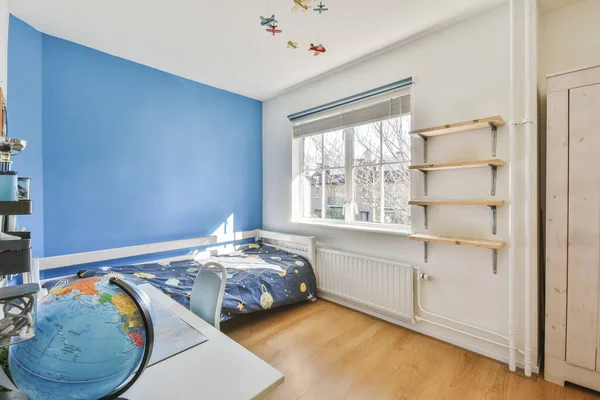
[{"x1": 9, "y1": 0, "x2": 503, "y2": 100}]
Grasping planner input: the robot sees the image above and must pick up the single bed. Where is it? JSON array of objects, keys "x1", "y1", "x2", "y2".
[{"x1": 37, "y1": 230, "x2": 317, "y2": 321}]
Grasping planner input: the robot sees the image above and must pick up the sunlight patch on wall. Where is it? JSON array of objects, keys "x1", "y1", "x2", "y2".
[{"x1": 208, "y1": 213, "x2": 236, "y2": 253}]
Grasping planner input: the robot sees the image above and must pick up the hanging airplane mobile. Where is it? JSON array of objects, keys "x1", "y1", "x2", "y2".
[
  {"x1": 257, "y1": 1, "x2": 330, "y2": 57},
  {"x1": 266, "y1": 24, "x2": 283, "y2": 36},
  {"x1": 309, "y1": 43, "x2": 326, "y2": 56},
  {"x1": 313, "y1": 2, "x2": 328, "y2": 14},
  {"x1": 260, "y1": 15, "x2": 278, "y2": 26},
  {"x1": 291, "y1": 0, "x2": 311, "y2": 12}
]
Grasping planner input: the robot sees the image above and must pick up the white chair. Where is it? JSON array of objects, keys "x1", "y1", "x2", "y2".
[{"x1": 190, "y1": 261, "x2": 227, "y2": 330}]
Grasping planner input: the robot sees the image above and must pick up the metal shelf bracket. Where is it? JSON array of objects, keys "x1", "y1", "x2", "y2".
[
  {"x1": 489, "y1": 165, "x2": 498, "y2": 196},
  {"x1": 418, "y1": 134, "x2": 429, "y2": 163},
  {"x1": 489, "y1": 122, "x2": 498, "y2": 157},
  {"x1": 418, "y1": 205, "x2": 429, "y2": 230},
  {"x1": 488, "y1": 205, "x2": 497, "y2": 235},
  {"x1": 492, "y1": 249, "x2": 498, "y2": 274},
  {"x1": 423, "y1": 171, "x2": 428, "y2": 196},
  {"x1": 424, "y1": 241, "x2": 428, "y2": 263}
]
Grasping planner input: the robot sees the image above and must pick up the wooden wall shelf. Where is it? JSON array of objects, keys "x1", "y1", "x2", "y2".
[
  {"x1": 409, "y1": 159, "x2": 505, "y2": 172},
  {"x1": 409, "y1": 233, "x2": 504, "y2": 249},
  {"x1": 408, "y1": 200, "x2": 504, "y2": 207},
  {"x1": 410, "y1": 116, "x2": 506, "y2": 138},
  {"x1": 410, "y1": 116, "x2": 506, "y2": 162},
  {"x1": 409, "y1": 233, "x2": 505, "y2": 273}
]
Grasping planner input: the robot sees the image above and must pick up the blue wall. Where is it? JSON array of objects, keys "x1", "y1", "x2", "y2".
[
  {"x1": 8, "y1": 17, "x2": 263, "y2": 257},
  {"x1": 7, "y1": 16, "x2": 44, "y2": 257}
]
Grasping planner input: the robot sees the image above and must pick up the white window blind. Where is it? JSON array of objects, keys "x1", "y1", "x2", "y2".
[{"x1": 292, "y1": 89, "x2": 411, "y2": 139}]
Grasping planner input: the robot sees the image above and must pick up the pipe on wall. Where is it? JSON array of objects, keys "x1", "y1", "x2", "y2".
[
  {"x1": 523, "y1": 0, "x2": 537, "y2": 378},
  {"x1": 508, "y1": 0, "x2": 518, "y2": 373}
]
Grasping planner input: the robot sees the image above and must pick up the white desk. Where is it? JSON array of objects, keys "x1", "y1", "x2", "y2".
[{"x1": 124, "y1": 284, "x2": 284, "y2": 399}]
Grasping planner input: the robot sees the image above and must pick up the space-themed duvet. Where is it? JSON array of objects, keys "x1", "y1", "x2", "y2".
[{"x1": 42, "y1": 243, "x2": 318, "y2": 322}]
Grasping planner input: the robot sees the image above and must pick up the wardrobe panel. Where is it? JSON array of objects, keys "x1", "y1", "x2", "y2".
[{"x1": 566, "y1": 83, "x2": 600, "y2": 371}]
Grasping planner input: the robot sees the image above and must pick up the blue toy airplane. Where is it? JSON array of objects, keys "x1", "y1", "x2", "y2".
[
  {"x1": 260, "y1": 15, "x2": 278, "y2": 26},
  {"x1": 313, "y1": 1, "x2": 328, "y2": 14}
]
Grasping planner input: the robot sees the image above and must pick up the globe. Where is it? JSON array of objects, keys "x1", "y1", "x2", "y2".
[{"x1": 8, "y1": 277, "x2": 153, "y2": 400}]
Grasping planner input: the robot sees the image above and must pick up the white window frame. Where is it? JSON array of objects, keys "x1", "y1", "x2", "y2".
[{"x1": 291, "y1": 89, "x2": 413, "y2": 235}]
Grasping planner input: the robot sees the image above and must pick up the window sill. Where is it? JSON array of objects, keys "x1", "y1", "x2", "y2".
[{"x1": 290, "y1": 219, "x2": 411, "y2": 237}]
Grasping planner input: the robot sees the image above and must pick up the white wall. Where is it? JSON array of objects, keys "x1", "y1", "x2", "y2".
[{"x1": 264, "y1": 4, "x2": 537, "y2": 369}]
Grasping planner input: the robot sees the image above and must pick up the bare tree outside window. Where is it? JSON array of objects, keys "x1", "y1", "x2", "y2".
[{"x1": 301, "y1": 114, "x2": 411, "y2": 226}]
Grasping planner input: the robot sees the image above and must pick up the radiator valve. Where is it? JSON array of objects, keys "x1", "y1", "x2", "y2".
[{"x1": 418, "y1": 273, "x2": 434, "y2": 281}]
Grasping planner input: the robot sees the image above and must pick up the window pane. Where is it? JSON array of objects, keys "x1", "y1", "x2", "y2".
[
  {"x1": 353, "y1": 166, "x2": 382, "y2": 223},
  {"x1": 354, "y1": 124, "x2": 381, "y2": 166},
  {"x1": 324, "y1": 169, "x2": 345, "y2": 220},
  {"x1": 382, "y1": 116, "x2": 411, "y2": 163},
  {"x1": 303, "y1": 135, "x2": 322, "y2": 171},
  {"x1": 383, "y1": 163, "x2": 411, "y2": 225},
  {"x1": 323, "y1": 130, "x2": 345, "y2": 168},
  {"x1": 303, "y1": 171, "x2": 323, "y2": 219}
]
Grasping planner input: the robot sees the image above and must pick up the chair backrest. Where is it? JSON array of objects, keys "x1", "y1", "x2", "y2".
[{"x1": 190, "y1": 262, "x2": 227, "y2": 330}]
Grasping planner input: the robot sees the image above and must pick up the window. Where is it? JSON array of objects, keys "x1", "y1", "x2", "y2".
[{"x1": 292, "y1": 86, "x2": 412, "y2": 231}]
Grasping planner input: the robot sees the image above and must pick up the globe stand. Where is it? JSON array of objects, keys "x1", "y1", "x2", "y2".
[{"x1": 100, "y1": 278, "x2": 155, "y2": 400}]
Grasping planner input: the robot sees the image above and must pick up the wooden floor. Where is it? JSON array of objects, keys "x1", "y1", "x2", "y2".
[{"x1": 222, "y1": 299, "x2": 600, "y2": 400}]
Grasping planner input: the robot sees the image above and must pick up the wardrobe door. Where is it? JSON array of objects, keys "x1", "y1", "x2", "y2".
[{"x1": 567, "y1": 83, "x2": 600, "y2": 371}]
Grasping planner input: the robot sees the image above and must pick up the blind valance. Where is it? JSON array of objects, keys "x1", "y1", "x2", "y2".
[{"x1": 292, "y1": 88, "x2": 411, "y2": 139}]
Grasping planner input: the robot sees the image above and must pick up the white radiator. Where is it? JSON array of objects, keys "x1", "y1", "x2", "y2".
[{"x1": 316, "y1": 248, "x2": 414, "y2": 322}]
